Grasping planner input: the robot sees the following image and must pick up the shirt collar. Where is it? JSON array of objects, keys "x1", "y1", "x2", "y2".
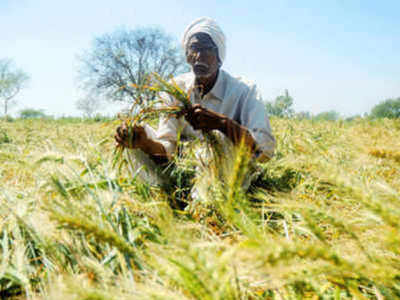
[
  {"x1": 208, "y1": 69, "x2": 226, "y2": 101},
  {"x1": 191, "y1": 69, "x2": 226, "y2": 102}
]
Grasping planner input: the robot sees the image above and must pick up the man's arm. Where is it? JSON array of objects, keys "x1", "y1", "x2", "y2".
[
  {"x1": 115, "y1": 123, "x2": 169, "y2": 165},
  {"x1": 219, "y1": 117, "x2": 256, "y2": 150},
  {"x1": 184, "y1": 104, "x2": 257, "y2": 151},
  {"x1": 239, "y1": 85, "x2": 276, "y2": 161}
]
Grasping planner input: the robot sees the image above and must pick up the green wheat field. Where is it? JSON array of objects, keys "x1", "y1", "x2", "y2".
[{"x1": 0, "y1": 117, "x2": 399, "y2": 299}]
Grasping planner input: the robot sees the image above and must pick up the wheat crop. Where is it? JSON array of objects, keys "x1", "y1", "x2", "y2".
[{"x1": 0, "y1": 117, "x2": 399, "y2": 299}]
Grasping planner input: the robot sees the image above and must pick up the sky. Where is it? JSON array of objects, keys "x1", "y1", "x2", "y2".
[{"x1": 1, "y1": 0, "x2": 399, "y2": 117}]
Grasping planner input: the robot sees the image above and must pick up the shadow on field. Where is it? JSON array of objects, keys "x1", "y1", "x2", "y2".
[
  {"x1": 248, "y1": 167, "x2": 302, "y2": 194},
  {"x1": 163, "y1": 165, "x2": 303, "y2": 210}
]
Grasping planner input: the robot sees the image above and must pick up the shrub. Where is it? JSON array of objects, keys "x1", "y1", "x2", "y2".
[
  {"x1": 0, "y1": 129, "x2": 11, "y2": 143},
  {"x1": 19, "y1": 108, "x2": 48, "y2": 119},
  {"x1": 370, "y1": 97, "x2": 400, "y2": 119},
  {"x1": 265, "y1": 89, "x2": 294, "y2": 118},
  {"x1": 313, "y1": 110, "x2": 341, "y2": 121}
]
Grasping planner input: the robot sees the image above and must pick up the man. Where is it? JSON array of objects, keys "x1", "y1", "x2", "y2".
[{"x1": 115, "y1": 17, "x2": 275, "y2": 177}]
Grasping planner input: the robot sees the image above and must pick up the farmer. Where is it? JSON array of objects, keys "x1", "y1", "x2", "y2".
[{"x1": 115, "y1": 17, "x2": 275, "y2": 181}]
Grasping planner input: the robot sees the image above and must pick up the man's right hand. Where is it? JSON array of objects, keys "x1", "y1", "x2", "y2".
[
  {"x1": 115, "y1": 122, "x2": 169, "y2": 165},
  {"x1": 115, "y1": 123, "x2": 148, "y2": 149}
]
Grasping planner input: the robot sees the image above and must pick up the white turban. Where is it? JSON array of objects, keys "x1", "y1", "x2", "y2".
[{"x1": 182, "y1": 17, "x2": 226, "y2": 64}]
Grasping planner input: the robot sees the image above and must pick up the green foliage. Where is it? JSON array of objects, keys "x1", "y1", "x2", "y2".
[
  {"x1": 19, "y1": 108, "x2": 48, "y2": 119},
  {"x1": 92, "y1": 114, "x2": 112, "y2": 122},
  {"x1": 0, "y1": 116, "x2": 15, "y2": 122},
  {"x1": 265, "y1": 89, "x2": 294, "y2": 118},
  {"x1": 54, "y1": 115, "x2": 112, "y2": 123},
  {"x1": 370, "y1": 97, "x2": 400, "y2": 119},
  {"x1": 314, "y1": 110, "x2": 341, "y2": 121},
  {"x1": 345, "y1": 114, "x2": 362, "y2": 121},
  {"x1": 0, "y1": 129, "x2": 11, "y2": 143}
]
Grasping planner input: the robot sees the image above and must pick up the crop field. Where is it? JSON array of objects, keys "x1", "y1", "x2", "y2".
[{"x1": 0, "y1": 117, "x2": 399, "y2": 299}]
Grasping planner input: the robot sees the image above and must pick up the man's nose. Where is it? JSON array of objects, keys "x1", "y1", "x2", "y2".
[{"x1": 194, "y1": 49, "x2": 206, "y2": 60}]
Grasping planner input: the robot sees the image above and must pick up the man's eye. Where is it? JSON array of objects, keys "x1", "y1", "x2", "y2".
[{"x1": 189, "y1": 46, "x2": 214, "y2": 52}]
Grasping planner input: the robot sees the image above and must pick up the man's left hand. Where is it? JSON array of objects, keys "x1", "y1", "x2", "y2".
[
  {"x1": 184, "y1": 104, "x2": 225, "y2": 132},
  {"x1": 184, "y1": 104, "x2": 257, "y2": 152}
]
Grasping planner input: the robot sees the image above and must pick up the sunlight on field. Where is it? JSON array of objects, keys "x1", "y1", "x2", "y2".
[{"x1": 0, "y1": 118, "x2": 399, "y2": 299}]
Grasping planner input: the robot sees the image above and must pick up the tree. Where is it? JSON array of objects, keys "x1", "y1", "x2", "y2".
[
  {"x1": 0, "y1": 58, "x2": 29, "y2": 117},
  {"x1": 370, "y1": 98, "x2": 400, "y2": 119},
  {"x1": 345, "y1": 114, "x2": 362, "y2": 122},
  {"x1": 75, "y1": 96, "x2": 103, "y2": 118},
  {"x1": 314, "y1": 110, "x2": 341, "y2": 121},
  {"x1": 19, "y1": 108, "x2": 48, "y2": 119},
  {"x1": 295, "y1": 111, "x2": 313, "y2": 120},
  {"x1": 78, "y1": 27, "x2": 188, "y2": 107},
  {"x1": 265, "y1": 89, "x2": 294, "y2": 118}
]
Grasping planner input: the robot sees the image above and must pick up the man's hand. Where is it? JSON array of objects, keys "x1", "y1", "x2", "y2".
[
  {"x1": 184, "y1": 104, "x2": 225, "y2": 132},
  {"x1": 115, "y1": 123, "x2": 148, "y2": 149},
  {"x1": 115, "y1": 122, "x2": 169, "y2": 165},
  {"x1": 184, "y1": 104, "x2": 257, "y2": 152}
]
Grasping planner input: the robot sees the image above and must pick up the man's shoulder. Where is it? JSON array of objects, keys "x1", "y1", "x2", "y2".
[{"x1": 222, "y1": 70, "x2": 257, "y2": 94}]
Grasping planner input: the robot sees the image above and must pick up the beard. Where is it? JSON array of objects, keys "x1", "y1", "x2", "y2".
[{"x1": 192, "y1": 62, "x2": 218, "y2": 80}]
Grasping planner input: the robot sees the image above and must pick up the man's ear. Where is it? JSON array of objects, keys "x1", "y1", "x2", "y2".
[
  {"x1": 216, "y1": 54, "x2": 222, "y2": 68},
  {"x1": 185, "y1": 51, "x2": 191, "y2": 64}
]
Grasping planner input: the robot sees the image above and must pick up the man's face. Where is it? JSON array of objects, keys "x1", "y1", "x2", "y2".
[{"x1": 186, "y1": 33, "x2": 220, "y2": 80}]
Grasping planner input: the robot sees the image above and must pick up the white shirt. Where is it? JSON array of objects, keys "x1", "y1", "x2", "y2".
[{"x1": 144, "y1": 69, "x2": 276, "y2": 160}]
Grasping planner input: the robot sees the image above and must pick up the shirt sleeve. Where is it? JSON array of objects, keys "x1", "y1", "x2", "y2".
[
  {"x1": 240, "y1": 84, "x2": 276, "y2": 160},
  {"x1": 145, "y1": 92, "x2": 183, "y2": 158}
]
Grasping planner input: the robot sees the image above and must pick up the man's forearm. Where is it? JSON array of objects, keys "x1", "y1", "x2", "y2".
[
  {"x1": 218, "y1": 118, "x2": 256, "y2": 151},
  {"x1": 138, "y1": 138, "x2": 169, "y2": 165}
]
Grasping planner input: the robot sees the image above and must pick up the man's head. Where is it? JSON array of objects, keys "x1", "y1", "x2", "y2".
[
  {"x1": 186, "y1": 32, "x2": 220, "y2": 80},
  {"x1": 182, "y1": 17, "x2": 226, "y2": 80}
]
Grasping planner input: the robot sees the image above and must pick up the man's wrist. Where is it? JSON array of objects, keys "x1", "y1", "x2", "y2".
[
  {"x1": 218, "y1": 116, "x2": 229, "y2": 133},
  {"x1": 218, "y1": 117, "x2": 257, "y2": 150},
  {"x1": 140, "y1": 138, "x2": 167, "y2": 158},
  {"x1": 138, "y1": 137, "x2": 154, "y2": 153}
]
